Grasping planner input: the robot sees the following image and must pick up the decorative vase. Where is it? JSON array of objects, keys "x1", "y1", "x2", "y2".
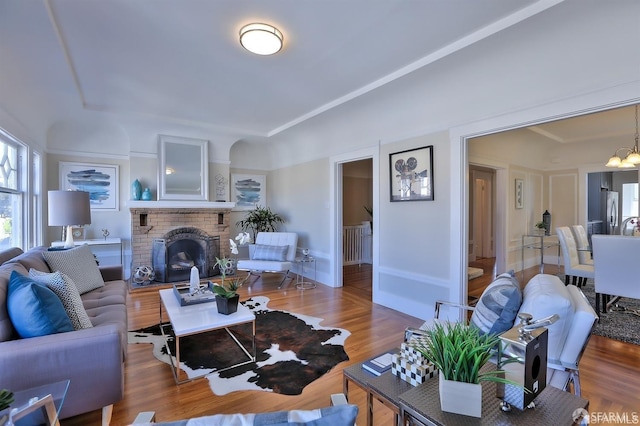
[
  {"x1": 215, "y1": 294, "x2": 239, "y2": 315},
  {"x1": 131, "y1": 179, "x2": 142, "y2": 200},
  {"x1": 543, "y1": 210, "x2": 551, "y2": 236},
  {"x1": 141, "y1": 188, "x2": 152, "y2": 201},
  {"x1": 438, "y1": 374, "x2": 482, "y2": 418}
]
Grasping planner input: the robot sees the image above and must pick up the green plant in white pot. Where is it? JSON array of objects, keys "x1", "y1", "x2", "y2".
[{"x1": 412, "y1": 322, "x2": 526, "y2": 417}]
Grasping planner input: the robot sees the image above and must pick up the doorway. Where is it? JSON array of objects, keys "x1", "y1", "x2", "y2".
[
  {"x1": 468, "y1": 165, "x2": 497, "y2": 301},
  {"x1": 342, "y1": 159, "x2": 373, "y2": 296}
]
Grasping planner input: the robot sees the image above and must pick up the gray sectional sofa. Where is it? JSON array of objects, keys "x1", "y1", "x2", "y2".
[{"x1": 0, "y1": 245, "x2": 127, "y2": 423}]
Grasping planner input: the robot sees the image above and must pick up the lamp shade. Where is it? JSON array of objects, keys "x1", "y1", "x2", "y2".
[{"x1": 48, "y1": 190, "x2": 91, "y2": 226}]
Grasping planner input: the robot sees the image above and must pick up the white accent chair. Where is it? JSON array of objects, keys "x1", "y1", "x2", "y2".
[
  {"x1": 557, "y1": 226, "x2": 594, "y2": 287},
  {"x1": 570, "y1": 224, "x2": 594, "y2": 266},
  {"x1": 236, "y1": 232, "x2": 298, "y2": 289},
  {"x1": 412, "y1": 274, "x2": 598, "y2": 396},
  {"x1": 592, "y1": 234, "x2": 640, "y2": 315}
]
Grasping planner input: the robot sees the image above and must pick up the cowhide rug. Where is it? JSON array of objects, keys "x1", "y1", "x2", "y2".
[{"x1": 128, "y1": 296, "x2": 351, "y2": 395}]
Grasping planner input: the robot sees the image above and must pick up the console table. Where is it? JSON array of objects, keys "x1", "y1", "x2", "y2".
[
  {"x1": 52, "y1": 238, "x2": 123, "y2": 266},
  {"x1": 521, "y1": 233, "x2": 559, "y2": 278}
]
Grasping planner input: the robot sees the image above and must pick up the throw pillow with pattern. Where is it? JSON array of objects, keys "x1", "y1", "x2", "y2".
[
  {"x1": 29, "y1": 269, "x2": 93, "y2": 330},
  {"x1": 42, "y1": 244, "x2": 105, "y2": 294}
]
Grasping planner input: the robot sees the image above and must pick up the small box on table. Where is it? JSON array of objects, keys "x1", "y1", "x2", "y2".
[{"x1": 391, "y1": 353, "x2": 437, "y2": 386}]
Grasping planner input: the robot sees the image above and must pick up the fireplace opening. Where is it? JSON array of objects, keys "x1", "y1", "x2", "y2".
[{"x1": 151, "y1": 227, "x2": 220, "y2": 283}]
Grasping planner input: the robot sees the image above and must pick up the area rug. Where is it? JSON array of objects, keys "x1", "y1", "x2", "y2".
[
  {"x1": 560, "y1": 276, "x2": 640, "y2": 346},
  {"x1": 468, "y1": 267, "x2": 483, "y2": 280},
  {"x1": 128, "y1": 296, "x2": 351, "y2": 395}
]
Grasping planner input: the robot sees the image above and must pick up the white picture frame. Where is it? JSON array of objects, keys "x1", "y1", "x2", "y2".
[
  {"x1": 515, "y1": 178, "x2": 524, "y2": 209},
  {"x1": 59, "y1": 161, "x2": 119, "y2": 211},
  {"x1": 231, "y1": 174, "x2": 266, "y2": 210}
]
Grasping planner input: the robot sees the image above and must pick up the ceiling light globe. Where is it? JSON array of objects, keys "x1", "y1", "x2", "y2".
[
  {"x1": 626, "y1": 151, "x2": 640, "y2": 164},
  {"x1": 619, "y1": 158, "x2": 636, "y2": 168},
  {"x1": 606, "y1": 155, "x2": 622, "y2": 167},
  {"x1": 240, "y1": 23, "x2": 283, "y2": 55}
]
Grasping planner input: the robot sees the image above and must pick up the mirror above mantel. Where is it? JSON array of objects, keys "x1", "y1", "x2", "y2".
[{"x1": 158, "y1": 135, "x2": 209, "y2": 201}]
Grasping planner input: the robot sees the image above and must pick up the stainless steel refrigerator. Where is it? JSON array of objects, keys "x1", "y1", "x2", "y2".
[{"x1": 601, "y1": 190, "x2": 619, "y2": 234}]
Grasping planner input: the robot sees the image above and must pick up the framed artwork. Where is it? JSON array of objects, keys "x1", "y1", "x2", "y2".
[
  {"x1": 59, "y1": 161, "x2": 119, "y2": 211},
  {"x1": 231, "y1": 174, "x2": 266, "y2": 210},
  {"x1": 515, "y1": 178, "x2": 524, "y2": 209},
  {"x1": 389, "y1": 145, "x2": 434, "y2": 202}
]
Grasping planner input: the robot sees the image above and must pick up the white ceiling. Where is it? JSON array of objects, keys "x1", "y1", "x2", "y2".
[{"x1": 0, "y1": 0, "x2": 636, "y2": 150}]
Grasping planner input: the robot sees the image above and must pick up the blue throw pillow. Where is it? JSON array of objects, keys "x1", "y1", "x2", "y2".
[
  {"x1": 7, "y1": 271, "x2": 74, "y2": 338},
  {"x1": 470, "y1": 272, "x2": 522, "y2": 335}
]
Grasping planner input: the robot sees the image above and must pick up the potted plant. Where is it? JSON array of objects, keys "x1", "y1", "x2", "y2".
[
  {"x1": 534, "y1": 221, "x2": 546, "y2": 235},
  {"x1": 0, "y1": 388, "x2": 14, "y2": 424},
  {"x1": 236, "y1": 205, "x2": 285, "y2": 240},
  {"x1": 211, "y1": 257, "x2": 245, "y2": 315},
  {"x1": 411, "y1": 322, "x2": 526, "y2": 417}
]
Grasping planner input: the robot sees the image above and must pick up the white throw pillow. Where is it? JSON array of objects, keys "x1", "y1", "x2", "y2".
[
  {"x1": 42, "y1": 244, "x2": 105, "y2": 294},
  {"x1": 29, "y1": 269, "x2": 93, "y2": 330}
]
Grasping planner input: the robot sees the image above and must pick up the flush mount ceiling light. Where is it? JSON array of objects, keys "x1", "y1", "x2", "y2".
[
  {"x1": 606, "y1": 105, "x2": 640, "y2": 168},
  {"x1": 239, "y1": 23, "x2": 283, "y2": 55}
]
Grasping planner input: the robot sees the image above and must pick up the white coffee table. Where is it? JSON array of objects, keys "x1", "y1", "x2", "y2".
[{"x1": 159, "y1": 288, "x2": 256, "y2": 384}]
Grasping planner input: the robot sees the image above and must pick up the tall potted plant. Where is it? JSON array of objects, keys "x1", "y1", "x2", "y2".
[
  {"x1": 412, "y1": 322, "x2": 526, "y2": 417},
  {"x1": 236, "y1": 205, "x2": 285, "y2": 240}
]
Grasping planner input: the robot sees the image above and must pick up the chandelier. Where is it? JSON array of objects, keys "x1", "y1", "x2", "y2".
[{"x1": 606, "y1": 104, "x2": 640, "y2": 168}]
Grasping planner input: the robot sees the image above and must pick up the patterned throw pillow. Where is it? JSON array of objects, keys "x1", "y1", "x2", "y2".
[
  {"x1": 252, "y1": 244, "x2": 289, "y2": 261},
  {"x1": 42, "y1": 244, "x2": 105, "y2": 294},
  {"x1": 29, "y1": 269, "x2": 93, "y2": 330},
  {"x1": 470, "y1": 272, "x2": 522, "y2": 335}
]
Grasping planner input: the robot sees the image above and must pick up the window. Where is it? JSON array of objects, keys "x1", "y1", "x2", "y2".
[{"x1": 0, "y1": 128, "x2": 41, "y2": 249}]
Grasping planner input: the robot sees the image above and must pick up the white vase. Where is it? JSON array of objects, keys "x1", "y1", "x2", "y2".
[{"x1": 438, "y1": 374, "x2": 482, "y2": 418}]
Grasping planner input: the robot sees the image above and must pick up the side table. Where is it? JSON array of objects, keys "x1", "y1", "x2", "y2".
[
  {"x1": 0, "y1": 379, "x2": 70, "y2": 426},
  {"x1": 521, "y1": 233, "x2": 560, "y2": 279},
  {"x1": 295, "y1": 256, "x2": 316, "y2": 289}
]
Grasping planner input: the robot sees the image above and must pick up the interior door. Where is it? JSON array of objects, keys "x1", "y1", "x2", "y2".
[{"x1": 472, "y1": 170, "x2": 494, "y2": 259}]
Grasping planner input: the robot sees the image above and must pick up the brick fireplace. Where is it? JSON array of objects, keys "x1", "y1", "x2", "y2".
[{"x1": 130, "y1": 204, "x2": 233, "y2": 282}]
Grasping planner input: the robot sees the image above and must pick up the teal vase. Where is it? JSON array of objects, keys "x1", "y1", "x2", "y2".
[
  {"x1": 132, "y1": 179, "x2": 142, "y2": 200},
  {"x1": 142, "y1": 188, "x2": 152, "y2": 201}
]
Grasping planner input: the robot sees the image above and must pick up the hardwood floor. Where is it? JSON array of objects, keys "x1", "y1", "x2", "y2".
[{"x1": 62, "y1": 266, "x2": 640, "y2": 425}]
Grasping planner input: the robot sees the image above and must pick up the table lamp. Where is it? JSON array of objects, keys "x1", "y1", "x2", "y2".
[{"x1": 48, "y1": 190, "x2": 91, "y2": 248}]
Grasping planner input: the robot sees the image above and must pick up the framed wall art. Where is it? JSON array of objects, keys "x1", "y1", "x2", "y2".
[
  {"x1": 59, "y1": 161, "x2": 119, "y2": 211},
  {"x1": 389, "y1": 145, "x2": 434, "y2": 202},
  {"x1": 231, "y1": 174, "x2": 266, "y2": 210},
  {"x1": 515, "y1": 178, "x2": 524, "y2": 209}
]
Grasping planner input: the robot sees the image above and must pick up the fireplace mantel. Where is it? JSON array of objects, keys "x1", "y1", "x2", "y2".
[{"x1": 127, "y1": 200, "x2": 235, "y2": 209}]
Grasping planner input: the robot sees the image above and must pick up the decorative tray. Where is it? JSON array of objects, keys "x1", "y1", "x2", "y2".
[{"x1": 173, "y1": 281, "x2": 217, "y2": 306}]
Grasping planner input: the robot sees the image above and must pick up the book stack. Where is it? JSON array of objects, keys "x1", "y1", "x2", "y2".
[{"x1": 362, "y1": 350, "x2": 397, "y2": 376}]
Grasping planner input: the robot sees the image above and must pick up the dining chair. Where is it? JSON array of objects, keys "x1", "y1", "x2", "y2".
[
  {"x1": 556, "y1": 226, "x2": 594, "y2": 287},
  {"x1": 592, "y1": 234, "x2": 640, "y2": 315},
  {"x1": 570, "y1": 225, "x2": 594, "y2": 266}
]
